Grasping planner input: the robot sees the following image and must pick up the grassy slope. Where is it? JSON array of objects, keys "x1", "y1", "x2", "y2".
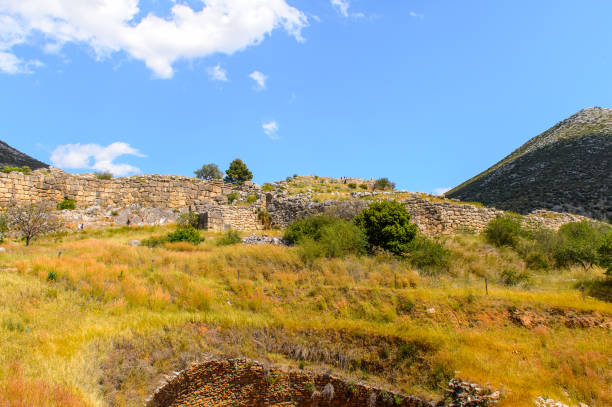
[{"x1": 0, "y1": 226, "x2": 611, "y2": 407}]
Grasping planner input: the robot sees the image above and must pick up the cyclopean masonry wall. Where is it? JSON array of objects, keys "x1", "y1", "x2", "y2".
[
  {"x1": 265, "y1": 193, "x2": 589, "y2": 236},
  {"x1": 147, "y1": 358, "x2": 432, "y2": 407},
  {"x1": 147, "y1": 358, "x2": 500, "y2": 407},
  {"x1": 0, "y1": 169, "x2": 592, "y2": 234}
]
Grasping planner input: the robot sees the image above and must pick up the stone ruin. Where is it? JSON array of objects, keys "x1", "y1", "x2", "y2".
[
  {"x1": 0, "y1": 168, "x2": 593, "y2": 235},
  {"x1": 146, "y1": 358, "x2": 499, "y2": 407}
]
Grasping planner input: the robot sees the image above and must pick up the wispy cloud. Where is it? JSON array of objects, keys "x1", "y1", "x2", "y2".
[
  {"x1": 0, "y1": 0, "x2": 308, "y2": 78},
  {"x1": 50, "y1": 142, "x2": 145, "y2": 176},
  {"x1": 410, "y1": 11, "x2": 425, "y2": 19},
  {"x1": 433, "y1": 187, "x2": 450, "y2": 196},
  {"x1": 207, "y1": 64, "x2": 228, "y2": 82},
  {"x1": 249, "y1": 71, "x2": 268, "y2": 90},
  {"x1": 331, "y1": 0, "x2": 350, "y2": 17},
  {"x1": 262, "y1": 121, "x2": 279, "y2": 140}
]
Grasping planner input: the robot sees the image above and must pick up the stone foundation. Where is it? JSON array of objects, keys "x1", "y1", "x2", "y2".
[{"x1": 147, "y1": 358, "x2": 433, "y2": 407}]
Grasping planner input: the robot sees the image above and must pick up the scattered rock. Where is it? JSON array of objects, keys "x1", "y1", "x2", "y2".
[
  {"x1": 534, "y1": 396, "x2": 589, "y2": 407},
  {"x1": 242, "y1": 234, "x2": 287, "y2": 246},
  {"x1": 0, "y1": 247, "x2": 5, "y2": 253},
  {"x1": 128, "y1": 240, "x2": 141, "y2": 247},
  {"x1": 446, "y1": 379, "x2": 500, "y2": 406}
]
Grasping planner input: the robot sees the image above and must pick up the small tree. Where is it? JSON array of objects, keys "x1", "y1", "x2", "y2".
[
  {"x1": 484, "y1": 214, "x2": 523, "y2": 248},
  {"x1": 374, "y1": 178, "x2": 396, "y2": 191},
  {"x1": 353, "y1": 200, "x2": 417, "y2": 255},
  {"x1": 7, "y1": 202, "x2": 61, "y2": 246},
  {"x1": 194, "y1": 163, "x2": 223, "y2": 180},
  {"x1": 0, "y1": 212, "x2": 8, "y2": 243},
  {"x1": 224, "y1": 159, "x2": 253, "y2": 185}
]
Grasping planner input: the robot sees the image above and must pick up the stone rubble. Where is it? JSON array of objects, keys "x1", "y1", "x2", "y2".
[
  {"x1": 445, "y1": 379, "x2": 500, "y2": 406},
  {"x1": 242, "y1": 234, "x2": 287, "y2": 246}
]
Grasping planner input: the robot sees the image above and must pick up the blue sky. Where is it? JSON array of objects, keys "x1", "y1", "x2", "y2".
[{"x1": 1, "y1": 1, "x2": 612, "y2": 194}]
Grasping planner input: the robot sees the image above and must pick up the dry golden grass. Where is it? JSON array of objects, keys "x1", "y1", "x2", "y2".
[{"x1": 0, "y1": 227, "x2": 610, "y2": 406}]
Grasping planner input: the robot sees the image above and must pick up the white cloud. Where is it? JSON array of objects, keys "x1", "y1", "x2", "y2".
[
  {"x1": 433, "y1": 187, "x2": 451, "y2": 196},
  {"x1": 410, "y1": 11, "x2": 424, "y2": 19},
  {"x1": 207, "y1": 64, "x2": 228, "y2": 82},
  {"x1": 262, "y1": 121, "x2": 279, "y2": 139},
  {"x1": 0, "y1": 0, "x2": 308, "y2": 78},
  {"x1": 249, "y1": 70, "x2": 267, "y2": 90},
  {"x1": 50, "y1": 142, "x2": 145, "y2": 176},
  {"x1": 331, "y1": 0, "x2": 350, "y2": 17}
]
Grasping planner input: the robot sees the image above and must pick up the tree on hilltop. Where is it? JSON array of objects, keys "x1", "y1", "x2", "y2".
[
  {"x1": 374, "y1": 177, "x2": 396, "y2": 191},
  {"x1": 224, "y1": 159, "x2": 253, "y2": 185},
  {"x1": 194, "y1": 163, "x2": 223, "y2": 180}
]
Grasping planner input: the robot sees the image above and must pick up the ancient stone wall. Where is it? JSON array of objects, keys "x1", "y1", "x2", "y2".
[
  {"x1": 147, "y1": 358, "x2": 433, "y2": 407},
  {"x1": 265, "y1": 194, "x2": 587, "y2": 236},
  {"x1": 0, "y1": 168, "x2": 258, "y2": 209},
  {"x1": 0, "y1": 169, "x2": 592, "y2": 234}
]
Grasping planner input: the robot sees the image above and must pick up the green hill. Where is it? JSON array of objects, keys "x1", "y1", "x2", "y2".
[{"x1": 447, "y1": 107, "x2": 612, "y2": 221}]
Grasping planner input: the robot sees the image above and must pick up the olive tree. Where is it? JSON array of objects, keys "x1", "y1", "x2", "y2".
[
  {"x1": 7, "y1": 201, "x2": 61, "y2": 246},
  {"x1": 194, "y1": 163, "x2": 223, "y2": 180}
]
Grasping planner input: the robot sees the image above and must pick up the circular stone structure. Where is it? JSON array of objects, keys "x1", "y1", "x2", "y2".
[{"x1": 146, "y1": 358, "x2": 432, "y2": 407}]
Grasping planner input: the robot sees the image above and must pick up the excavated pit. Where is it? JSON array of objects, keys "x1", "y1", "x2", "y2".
[{"x1": 146, "y1": 358, "x2": 433, "y2": 407}]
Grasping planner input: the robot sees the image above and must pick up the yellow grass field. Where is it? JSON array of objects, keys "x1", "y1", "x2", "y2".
[{"x1": 0, "y1": 226, "x2": 610, "y2": 407}]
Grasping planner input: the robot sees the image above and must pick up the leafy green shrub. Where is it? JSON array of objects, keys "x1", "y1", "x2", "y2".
[
  {"x1": 167, "y1": 227, "x2": 203, "y2": 245},
  {"x1": 598, "y1": 233, "x2": 612, "y2": 275},
  {"x1": 348, "y1": 183, "x2": 357, "y2": 189},
  {"x1": 374, "y1": 177, "x2": 395, "y2": 191},
  {"x1": 262, "y1": 183, "x2": 275, "y2": 192},
  {"x1": 554, "y1": 221, "x2": 605, "y2": 269},
  {"x1": 484, "y1": 214, "x2": 523, "y2": 248},
  {"x1": 257, "y1": 209, "x2": 273, "y2": 229},
  {"x1": 224, "y1": 158, "x2": 253, "y2": 184},
  {"x1": 95, "y1": 172, "x2": 113, "y2": 180},
  {"x1": 177, "y1": 213, "x2": 199, "y2": 228},
  {"x1": 285, "y1": 215, "x2": 367, "y2": 259},
  {"x1": 246, "y1": 194, "x2": 258, "y2": 204},
  {"x1": 216, "y1": 230, "x2": 242, "y2": 246},
  {"x1": 500, "y1": 268, "x2": 530, "y2": 286},
  {"x1": 57, "y1": 199, "x2": 76, "y2": 210},
  {"x1": 359, "y1": 184, "x2": 368, "y2": 190},
  {"x1": 407, "y1": 236, "x2": 450, "y2": 275},
  {"x1": 1, "y1": 165, "x2": 31, "y2": 174},
  {"x1": 353, "y1": 200, "x2": 417, "y2": 255},
  {"x1": 524, "y1": 250, "x2": 551, "y2": 270},
  {"x1": 227, "y1": 192, "x2": 239, "y2": 204}
]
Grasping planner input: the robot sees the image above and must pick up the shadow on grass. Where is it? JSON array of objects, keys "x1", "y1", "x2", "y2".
[{"x1": 579, "y1": 278, "x2": 612, "y2": 303}]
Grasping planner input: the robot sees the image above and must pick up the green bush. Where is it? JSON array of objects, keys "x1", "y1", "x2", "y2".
[
  {"x1": 484, "y1": 214, "x2": 523, "y2": 248},
  {"x1": 407, "y1": 236, "x2": 450, "y2": 275},
  {"x1": 257, "y1": 209, "x2": 273, "y2": 229},
  {"x1": 262, "y1": 183, "x2": 275, "y2": 192},
  {"x1": 58, "y1": 199, "x2": 76, "y2": 210},
  {"x1": 353, "y1": 200, "x2": 417, "y2": 255},
  {"x1": 524, "y1": 250, "x2": 551, "y2": 270},
  {"x1": 246, "y1": 194, "x2": 258, "y2": 204},
  {"x1": 285, "y1": 215, "x2": 367, "y2": 259},
  {"x1": 1, "y1": 165, "x2": 31, "y2": 174},
  {"x1": 227, "y1": 192, "x2": 239, "y2": 204},
  {"x1": 554, "y1": 221, "x2": 605, "y2": 269},
  {"x1": 95, "y1": 172, "x2": 113, "y2": 180},
  {"x1": 374, "y1": 177, "x2": 395, "y2": 191},
  {"x1": 359, "y1": 184, "x2": 368, "y2": 190},
  {"x1": 224, "y1": 158, "x2": 253, "y2": 185},
  {"x1": 500, "y1": 268, "x2": 530, "y2": 286},
  {"x1": 216, "y1": 230, "x2": 242, "y2": 246},
  {"x1": 167, "y1": 227, "x2": 203, "y2": 245},
  {"x1": 177, "y1": 213, "x2": 200, "y2": 228},
  {"x1": 348, "y1": 183, "x2": 357, "y2": 189},
  {"x1": 598, "y1": 233, "x2": 612, "y2": 275}
]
